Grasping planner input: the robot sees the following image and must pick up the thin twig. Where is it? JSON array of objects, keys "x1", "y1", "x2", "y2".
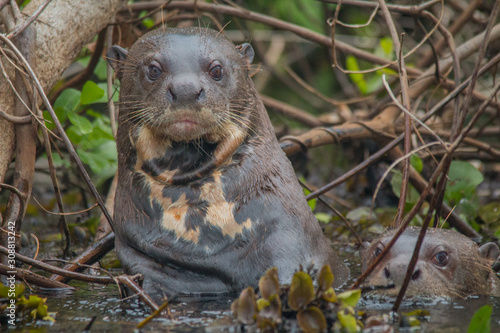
[{"x1": 7, "y1": 0, "x2": 52, "y2": 39}]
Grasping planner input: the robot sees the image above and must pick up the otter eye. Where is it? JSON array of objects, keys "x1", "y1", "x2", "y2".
[
  {"x1": 374, "y1": 247, "x2": 382, "y2": 258},
  {"x1": 209, "y1": 61, "x2": 223, "y2": 81},
  {"x1": 433, "y1": 251, "x2": 448, "y2": 266},
  {"x1": 147, "y1": 64, "x2": 162, "y2": 80}
]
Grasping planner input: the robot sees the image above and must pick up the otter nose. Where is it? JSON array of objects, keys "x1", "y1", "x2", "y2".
[
  {"x1": 384, "y1": 263, "x2": 422, "y2": 284},
  {"x1": 167, "y1": 76, "x2": 205, "y2": 104}
]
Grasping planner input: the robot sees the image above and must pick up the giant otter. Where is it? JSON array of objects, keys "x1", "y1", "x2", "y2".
[
  {"x1": 106, "y1": 27, "x2": 349, "y2": 298},
  {"x1": 361, "y1": 227, "x2": 500, "y2": 298}
]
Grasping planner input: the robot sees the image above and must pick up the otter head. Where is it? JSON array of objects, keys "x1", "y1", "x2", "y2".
[
  {"x1": 107, "y1": 27, "x2": 255, "y2": 143},
  {"x1": 360, "y1": 227, "x2": 500, "y2": 298}
]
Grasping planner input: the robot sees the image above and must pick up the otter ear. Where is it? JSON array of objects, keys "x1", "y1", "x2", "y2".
[
  {"x1": 479, "y1": 242, "x2": 500, "y2": 261},
  {"x1": 236, "y1": 43, "x2": 255, "y2": 64},
  {"x1": 106, "y1": 45, "x2": 128, "y2": 78}
]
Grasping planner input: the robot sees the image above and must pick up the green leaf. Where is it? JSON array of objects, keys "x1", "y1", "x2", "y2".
[
  {"x1": 468, "y1": 305, "x2": 492, "y2": 333},
  {"x1": 346, "y1": 207, "x2": 373, "y2": 224},
  {"x1": 288, "y1": 271, "x2": 315, "y2": 311},
  {"x1": 445, "y1": 161, "x2": 484, "y2": 204},
  {"x1": 337, "y1": 309, "x2": 359, "y2": 333},
  {"x1": 302, "y1": 183, "x2": 317, "y2": 212},
  {"x1": 390, "y1": 170, "x2": 420, "y2": 203},
  {"x1": 67, "y1": 112, "x2": 93, "y2": 134},
  {"x1": 36, "y1": 303, "x2": 48, "y2": 318},
  {"x1": 297, "y1": 306, "x2": 327, "y2": 333},
  {"x1": 404, "y1": 309, "x2": 430, "y2": 317},
  {"x1": 318, "y1": 265, "x2": 334, "y2": 291},
  {"x1": 81, "y1": 81, "x2": 105, "y2": 105},
  {"x1": 94, "y1": 58, "x2": 108, "y2": 81},
  {"x1": 96, "y1": 140, "x2": 117, "y2": 161},
  {"x1": 478, "y1": 202, "x2": 500, "y2": 225},
  {"x1": 95, "y1": 82, "x2": 120, "y2": 103},
  {"x1": 346, "y1": 56, "x2": 367, "y2": 94},
  {"x1": 410, "y1": 154, "x2": 423, "y2": 174},
  {"x1": 379, "y1": 37, "x2": 393, "y2": 56},
  {"x1": 322, "y1": 287, "x2": 337, "y2": 302},
  {"x1": 256, "y1": 298, "x2": 270, "y2": 312},
  {"x1": 54, "y1": 88, "x2": 81, "y2": 114},
  {"x1": 142, "y1": 17, "x2": 155, "y2": 29},
  {"x1": 258, "y1": 294, "x2": 282, "y2": 324},
  {"x1": 66, "y1": 125, "x2": 82, "y2": 144},
  {"x1": 315, "y1": 212, "x2": 331, "y2": 223},
  {"x1": 337, "y1": 289, "x2": 361, "y2": 307},
  {"x1": 25, "y1": 295, "x2": 44, "y2": 309},
  {"x1": 0, "y1": 283, "x2": 25, "y2": 298}
]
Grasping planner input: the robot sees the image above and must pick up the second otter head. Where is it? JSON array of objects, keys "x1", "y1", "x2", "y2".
[
  {"x1": 107, "y1": 27, "x2": 255, "y2": 142},
  {"x1": 361, "y1": 227, "x2": 500, "y2": 298}
]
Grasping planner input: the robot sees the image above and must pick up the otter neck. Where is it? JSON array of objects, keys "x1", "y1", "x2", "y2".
[{"x1": 132, "y1": 123, "x2": 248, "y2": 185}]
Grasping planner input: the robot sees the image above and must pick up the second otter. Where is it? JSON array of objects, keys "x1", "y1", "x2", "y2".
[
  {"x1": 361, "y1": 227, "x2": 500, "y2": 298},
  {"x1": 107, "y1": 28, "x2": 349, "y2": 298}
]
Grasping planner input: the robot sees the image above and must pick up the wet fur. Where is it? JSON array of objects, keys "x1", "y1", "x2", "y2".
[{"x1": 109, "y1": 28, "x2": 348, "y2": 298}]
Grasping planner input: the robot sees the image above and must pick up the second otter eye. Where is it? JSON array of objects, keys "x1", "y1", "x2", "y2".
[
  {"x1": 209, "y1": 61, "x2": 223, "y2": 81},
  {"x1": 148, "y1": 64, "x2": 162, "y2": 80},
  {"x1": 433, "y1": 251, "x2": 449, "y2": 266},
  {"x1": 374, "y1": 247, "x2": 382, "y2": 258}
]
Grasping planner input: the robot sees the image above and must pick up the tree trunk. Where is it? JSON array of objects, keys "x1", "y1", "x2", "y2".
[{"x1": 0, "y1": 0, "x2": 124, "y2": 184}]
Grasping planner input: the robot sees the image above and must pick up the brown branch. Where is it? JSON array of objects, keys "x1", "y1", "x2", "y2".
[
  {"x1": 0, "y1": 245, "x2": 114, "y2": 284},
  {"x1": 116, "y1": 275, "x2": 159, "y2": 311},
  {"x1": 299, "y1": 180, "x2": 362, "y2": 246},
  {"x1": 319, "y1": 0, "x2": 440, "y2": 16},
  {"x1": 120, "y1": 1, "x2": 421, "y2": 76},
  {"x1": 106, "y1": 18, "x2": 117, "y2": 138},
  {"x1": 38, "y1": 106, "x2": 70, "y2": 256},
  {"x1": 261, "y1": 95, "x2": 323, "y2": 128},
  {"x1": 0, "y1": 110, "x2": 31, "y2": 124},
  {"x1": 354, "y1": 77, "x2": 500, "y2": 291},
  {"x1": 418, "y1": 0, "x2": 483, "y2": 68},
  {"x1": 0, "y1": 263, "x2": 74, "y2": 289},
  {"x1": 7, "y1": 0, "x2": 52, "y2": 39},
  {"x1": 299, "y1": 51, "x2": 500, "y2": 198},
  {"x1": 456, "y1": 0, "x2": 500, "y2": 137},
  {"x1": 377, "y1": 0, "x2": 412, "y2": 228},
  {"x1": 1, "y1": 22, "x2": 37, "y2": 249},
  {"x1": 50, "y1": 232, "x2": 115, "y2": 282},
  {"x1": 0, "y1": 0, "x2": 9, "y2": 12}
]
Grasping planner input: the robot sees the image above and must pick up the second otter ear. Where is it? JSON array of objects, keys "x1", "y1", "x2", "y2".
[
  {"x1": 479, "y1": 242, "x2": 500, "y2": 261},
  {"x1": 237, "y1": 43, "x2": 255, "y2": 64},
  {"x1": 106, "y1": 45, "x2": 128, "y2": 79}
]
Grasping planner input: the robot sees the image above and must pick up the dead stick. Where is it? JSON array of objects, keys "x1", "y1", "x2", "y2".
[
  {"x1": 0, "y1": 263, "x2": 74, "y2": 289},
  {"x1": 116, "y1": 275, "x2": 159, "y2": 311},
  {"x1": 0, "y1": 245, "x2": 114, "y2": 284},
  {"x1": 50, "y1": 232, "x2": 115, "y2": 282}
]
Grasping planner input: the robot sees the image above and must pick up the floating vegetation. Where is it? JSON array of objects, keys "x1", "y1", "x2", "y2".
[{"x1": 231, "y1": 265, "x2": 363, "y2": 332}]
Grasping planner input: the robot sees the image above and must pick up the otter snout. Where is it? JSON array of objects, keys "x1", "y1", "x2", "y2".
[
  {"x1": 383, "y1": 260, "x2": 422, "y2": 285},
  {"x1": 167, "y1": 75, "x2": 206, "y2": 105}
]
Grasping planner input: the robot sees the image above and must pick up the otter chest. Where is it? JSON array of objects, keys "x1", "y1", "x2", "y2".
[{"x1": 138, "y1": 168, "x2": 252, "y2": 244}]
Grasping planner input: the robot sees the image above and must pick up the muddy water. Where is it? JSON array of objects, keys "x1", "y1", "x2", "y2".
[
  {"x1": 6, "y1": 240, "x2": 500, "y2": 331},
  {"x1": 15, "y1": 268, "x2": 499, "y2": 332}
]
